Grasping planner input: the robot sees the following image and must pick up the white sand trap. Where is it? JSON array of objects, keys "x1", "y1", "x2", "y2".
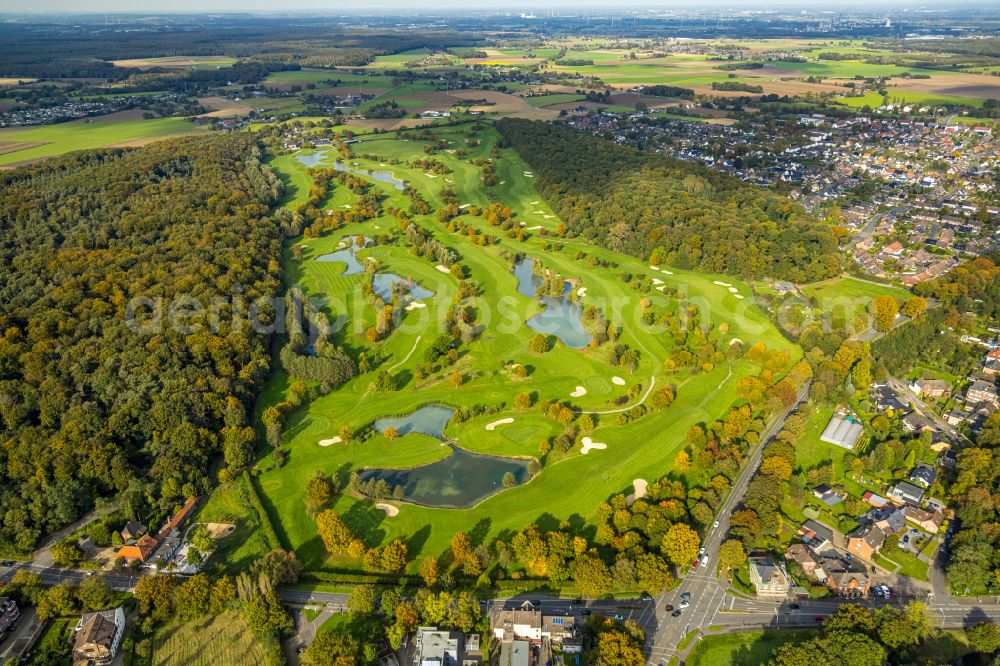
[
  {"x1": 543, "y1": 215, "x2": 555, "y2": 219},
  {"x1": 340, "y1": 204, "x2": 352, "y2": 209},
  {"x1": 425, "y1": 173, "x2": 437, "y2": 178},
  {"x1": 656, "y1": 286, "x2": 666, "y2": 292},
  {"x1": 485, "y1": 417, "x2": 515, "y2": 431},
  {"x1": 533, "y1": 210, "x2": 545, "y2": 214},
  {"x1": 652, "y1": 278, "x2": 663, "y2": 285},
  {"x1": 375, "y1": 503, "x2": 399, "y2": 517},
  {"x1": 728, "y1": 287, "x2": 738, "y2": 293},
  {"x1": 366, "y1": 257, "x2": 377, "y2": 263},
  {"x1": 577, "y1": 287, "x2": 587, "y2": 297},
  {"x1": 318, "y1": 436, "x2": 342, "y2": 447},
  {"x1": 626, "y1": 478, "x2": 648, "y2": 506},
  {"x1": 713, "y1": 280, "x2": 733, "y2": 287},
  {"x1": 571, "y1": 386, "x2": 587, "y2": 397},
  {"x1": 373, "y1": 225, "x2": 381, "y2": 229},
  {"x1": 499, "y1": 180, "x2": 506, "y2": 184},
  {"x1": 524, "y1": 174, "x2": 534, "y2": 178},
  {"x1": 734, "y1": 294, "x2": 745, "y2": 299},
  {"x1": 459, "y1": 203, "x2": 471, "y2": 209},
  {"x1": 580, "y1": 437, "x2": 607, "y2": 454},
  {"x1": 650, "y1": 265, "x2": 660, "y2": 270},
  {"x1": 435, "y1": 265, "x2": 451, "y2": 273},
  {"x1": 337, "y1": 242, "x2": 346, "y2": 249},
  {"x1": 405, "y1": 302, "x2": 427, "y2": 311},
  {"x1": 661, "y1": 269, "x2": 674, "y2": 275},
  {"x1": 526, "y1": 225, "x2": 543, "y2": 230},
  {"x1": 730, "y1": 338, "x2": 743, "y2": 346},
  {"x1": 445, "y1": 179, "x2": 454, "y2": 183},
  {"x1": 611, "y1": 376, "x2": 626, "y2": 386},
  {"x1": 530, "y1": 201, "x2": 539, "y2": 205}
]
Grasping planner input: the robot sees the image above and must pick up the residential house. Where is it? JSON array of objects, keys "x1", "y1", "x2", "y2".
[
  {"x1": 747, "y1": 560, "x2": 791, "y2": 600},
  {"x1": 492, "y1": 610, "x2": 542, "y2": 643},
  {"x1": 847, "y1": 523, "x2": 886, "y2": 562},
  {"x1": 785, "y1": 544, "x2": 823, "y2": 580},
  {"x1": 811, "y1": 484, "x2": 843, "y2": 506},
  {"x1": 73, "y1": 606, "x2": 126, "y2": 666},
  {"x1": 938, "y1": 449, "x2": 958, "y2": 470},
  {"x1": 908, "y1": 464, "x2": 937, "y2": 489},
  {"x1": 498, "y1": 641, "x2": 531, "y2": 666},
  {"x1": 414, "y1": 627, "x2": 462, "y2": 666},
  {"x1": 888, "y1": 481, "x2": 925, "y2": 506},
  {"x1": 798, "y1": 519, "x2": 834, "y2": 552},
  {"x1": 541, "y1": 615, "x2": 577, "y2": 648},
  {"x1": 903, "y1": 506, "x2": 944, "y2": 534},
  {"x1": 871, "y1": 507, "x2": 907, "y2": 536},
  {"x1": 114, "y1": 533, "x2": 158, "y2": 564},
  {"x1": 822, "y1": 557, "x2": 872, "y2": 597},
  {"x1": 0, "y1": 597, "x2": 21, "y2": 633},
  {"x1": 902, "y1": 412, "x2": 935, "y2": 433},
  {"x1": 120, "y1": 521, "x2": 147, "y2": 541},
  {"x1": 882, "y1": 241, "x2": 905, "y2": 256},
  {"x1": 912, "y1": 379, "x2": 951, "y2": 399},
  {"x1": 967, "y1": 380, "x2": 999, "y2": 407}
]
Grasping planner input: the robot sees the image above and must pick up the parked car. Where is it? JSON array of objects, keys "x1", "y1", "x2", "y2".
[
  {"x1": 571, "y1": 599, "x2": 582, "y2": 605},
  {"x1": 664, "y1": 604, "x2": 674, "y2": 612},
  {"x1": 872, "y1": 587, "x2": 883, "y2": 597},
  {"x1": 814, "y1": 615, "x2": 824, "y2": 621},
  {"x1": 713, "y1": 520, "x2": 720, "y2": 528},
  {"x1": 679, "y1": 600, "x2": 690, "y2": 609},
  {"x1": 789, "y1": 604, "x2": 800, "y2": 610},
  {"x1": 613, "y1": 613, "x2": 625, "y2": 621},
  {"x1": 690, "y1": 560, "x2": 698, "y2": 571},
  {"x1": 671, "y1": 609, "x2": 682, "y2": 617},
  {"x1": 581, "y1": 610, "x2": 591, "y2": 616},
  {"x1": 641, "y1": 592, "x2": 652, "y2": 601}
]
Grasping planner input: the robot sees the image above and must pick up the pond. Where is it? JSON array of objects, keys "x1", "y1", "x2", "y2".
[
  {"x1": 293, "y1": 150, "x2": 406, "y2": 190},
  {"x1": 372, "y1": 405, "x2": 455, "y2": 440},
  {"x1": 315, "y1": 236, "x2": 374, "y2": 276},
  {"x1": 371, "y1": 273, "x2": 435, "y2": 302},
  {"x1": 513, "y1": 258, "x2": 592, "y2": 349},
  {"x1": 360, "y1": 445, "x2": 532, "y2": 509}
]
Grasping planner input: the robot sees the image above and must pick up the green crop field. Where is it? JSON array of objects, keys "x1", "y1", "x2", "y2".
[
  {"x1": 0, "y1": 114, "x2": 208, "y2": 166},
  {"x1": 524, "y1": 93, "x2": 586, "y2": 107},
  {"x1": 238, "y1": 120, "x2": 801, "y2": 573}
]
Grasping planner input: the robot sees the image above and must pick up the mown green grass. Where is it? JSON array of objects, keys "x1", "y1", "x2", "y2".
[
  {"x1": 686, "y1": 629, "x2": 818, "y2": 666},
  {"x1": 800, "y1": 275, "x2": 910, "y2": 326},
  {"x1": 0, "y1": 116, "x2": 207, "y2": 166},
  {"x1": 524, "y1": 93, "x2": 586, "y2": 108},
  {"x1": 245, "y1": 122, "x2": 799, "y2": 572}
]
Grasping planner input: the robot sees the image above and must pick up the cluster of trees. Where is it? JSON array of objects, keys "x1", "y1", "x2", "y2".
[
  {"x1": 0, "y1": 134, "x2": 282, "y2": 554},
  {"x1": 280, "y1": 286, "x2": 358, "y2": 387},
  {"x1": 314, "y1": 508, "x2": 409, "y2": 573},
  {"x1": 496, "y1": 119, "x2": 841, "y2": 282},
  {"x1": 711, "y1": 80, "x2": 764, "y2": 93},
  {"x1": 771, "y1": 602, "x2": 999, "y2": 666},
  {"x1": 943, "y1": 411, "x2": 1000, "y2": 596}
]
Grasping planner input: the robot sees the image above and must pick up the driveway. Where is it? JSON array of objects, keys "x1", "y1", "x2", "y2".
[{"x1": 284, "y1": 605, "x2": 336, "y2": 665}]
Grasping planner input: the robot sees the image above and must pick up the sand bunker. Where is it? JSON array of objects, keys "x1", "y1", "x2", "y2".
[
  {"x1": 577, "y1": 287, "x2": 587, "y2": 297},
  {"x1": 580, "y1": 437, "x2": 607, "y2": 454},
  {"x1": 611, "y1": 376, "x2": 626, "y2": 386},
  {"x1": 734, "y1": 294, "x2": 745, "y2": 299},
  {"x1": 435, "y1": 265, "x2": 451, "y2": 273},
  {"x1": 713, "y1": 281, "x2": 733, "y2": 287},
  {"x1": 656, "y1": 286, "x2": 666, "y2": 292},
  {"x1": 571, "y1": 386, "x2": 587, "y2": 397},
  {"x1": 366, "y1": 257, "x2": 377, "y2": 263},
  {"x1": 526, "y1": 225, "x2": 542, "y2": 230},
  {"x1": 405, "y1": 302, "x2": 427, "y2": 311},
  {"x1": 318, "y1": 436, "x2": 342, "y2": 447},
  {"x1": 728, "y1": 287, "x2": 738, "y2": 293},
  {"x1": 375, "y1": 503, "x2": 399, "y2": 517},
  {"x1": 652, "y1": 278, "x2": 663, "y2": 285},
  {"x1": 661, "y1": 269, "x2": 674, "y2": 275},
  {"x1": 459, "y1": 203, "x2": 471, "y2": 209},
  {"x1": 206, "y1": 523, "x2": 236, "y2": 539},
  {"x1": 530, "y1": 201, "x2": 539, "y2": 204},
  {"x1": 626, "y1": 478, "x2": 648, "y2": 505},
  {"x1": 485, "y1": 417, "x2": 515, "y2": 431}
]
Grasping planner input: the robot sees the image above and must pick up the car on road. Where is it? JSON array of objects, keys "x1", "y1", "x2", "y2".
[
  {"x1": 679, "y1": 599, "x2": 690, "y2": 609},
  {"x1": 664, "y1": 604, "x2": 674, "y2": 612},
  {"x1": 814, "y1": 615, "x2": 824, "y2": 621},
  {"x1": 713, "y1": 520, "x2": 720, "y2": 528},
  {"x1": 571, "y1": 599, "x2": 582, "y2": 605},
  {"x1": 671, "y1": 609, "x2": 682, "y2": 617},
  {"x1": 701, "y1": 555, "x2": 709, "y2": 568},
  {"x1": 698, "y1": 547, "x2": 706, "y2": 557},
  {"x1": 581, "y1": 610, "x2": 591, "y2": 616},
  {"x1": 789, "y1": 604, "x2": 800, "y2": 609},
  {"x1": 690, "y1": 560, "x2": 698, "y2": 571},
  {"x1": 0, "y1": 560, "x2": 13, "y2": 567},
  {"x1": 613, "y1": 614, "x2": 625, "y2": 621},
  {"x1": 641, "y1": 592, "x2": 652, "y2": 601}
]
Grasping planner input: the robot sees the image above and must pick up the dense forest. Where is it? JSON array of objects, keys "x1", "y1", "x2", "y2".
[
  {"x1": 0, "y1": 134, "x2": 284, "y2": 554},
  {"x1": 497, "y1": 119, "x2": 841, "y2": 282}
]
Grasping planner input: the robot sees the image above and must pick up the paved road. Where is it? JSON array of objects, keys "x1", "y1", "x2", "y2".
[
  {"x1": 643, "y1": 383, "x2": 811, "y2": 664},
  {"x1": 887, "y1": 375, "x2": 961, "y2": 440}
]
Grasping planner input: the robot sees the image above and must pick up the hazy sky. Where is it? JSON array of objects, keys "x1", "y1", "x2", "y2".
[{"x1": 1, "y1": 0, "x2": 994, "y2": 14}]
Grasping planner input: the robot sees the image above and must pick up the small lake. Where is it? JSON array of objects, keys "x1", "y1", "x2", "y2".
[
  {"x1": 360, "y1": 445, "x2": 532, "y2": 509},
  {"x1": 294, "y1": 150, "x2": 406, "y2": 190},
  {"x1": 315, "y1": 236, "x2": 373, "y2": 276},
  {"x1": 514, "y1": 258, "x2": 592, "y2": 349},
  {"x1": 373, "y1": 405, "x2": 454, "y2": 440},
  {"x1": 372, "y1": 273, "x2": 435, "y2": 302}
]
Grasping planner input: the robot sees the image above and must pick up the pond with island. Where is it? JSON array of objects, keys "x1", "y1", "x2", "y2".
[
  {"x1": 294, "y1": 150, "x2": 406, "y2": 190},
  {"x1": 514, "y1": 257, "x2": 592, "y2": 349},
  {"x1": 363, "y1": 406, "x2": 533, "y2": 508}
]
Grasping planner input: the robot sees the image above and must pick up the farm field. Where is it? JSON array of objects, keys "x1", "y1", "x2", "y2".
[
  {"x1": 248, "y1": 120, "x2": 800, "y2": 572},
  {"x1": 111, "y1": 55, "x2": 236, "y2": 69},
  {"x1": 153, "y1": 610, "x2": 268, "y2": 666},
  {"x1": 0, "y1": 112, "x2": 207, "y2": 166}
]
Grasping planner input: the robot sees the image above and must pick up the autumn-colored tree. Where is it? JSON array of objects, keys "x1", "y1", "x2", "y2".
[
  {"x1": 901, "y1": 296, "x2": 927, "y2": 318},
  {"x1": 515, "y1": 392, "x2": 534, "y2": 410},
  {"x1": 420, "y1": 556, "x2": 440, "y2": 588},
  {"x1": 871, "y1": 295, "x2": 900, "y2": 332},
  {"x1": 661, "y1": 523, "x2": 700, "y2": 567},
  {"x1": 304, "y1": 473, "x2": 334, "y2": 514},
  {"x1": 717, "y1": 540, "x2": 745, "y2": 575},
  {"x1": 384, "y1": 427, "x2": 399, "y2": 441},
  {"x1": 675, "y1": 450, "x2": 691, "y2": 471},
  {"x1": 451, "y1": 531, "x2": 474, "y2": 569},
  {"x1": 316, "y1": 510, "x2": 356, "y2": 554}
]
